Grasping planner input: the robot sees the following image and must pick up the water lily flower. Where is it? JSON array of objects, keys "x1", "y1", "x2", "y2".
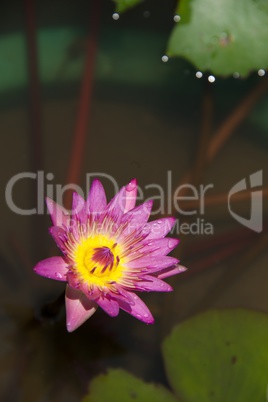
[{"x1": 34, "y1": 179, "x2": 186, "y2": 332}]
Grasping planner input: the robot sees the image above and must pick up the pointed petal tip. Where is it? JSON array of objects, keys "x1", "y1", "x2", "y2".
[
  {"x1": 46, "y1": 197, "x2": 69, "y2": 227},
  {"x1": 66, "y1": 307, "x2": 97, "y2": 332},
  {"x1": 156, "y1": 263, "x2": 186, "y2": 280},
  {"x1": 178, "y1": 264, "x2": 187, "y2": 272},
  {"x1": 92, "y1": 178, "x2": 101, "y2": 185},
  {"x1": 142, "y1": 314, "x2": 154, "y2": 324},
  {"x1": 126, "y1": 178, "x2": 137, "y2": 191},
  {"x1": 87, "y1": 179, "x2": 107, "y2": 214},
  {"x1": 124, "y1": 179, "x2": 138, "y2": 212},
  {"x1": 65, "y1": 286, "x2": 98, "y2": 332},
  {"x1": 66, "y1": 321, "x2": 77, "y2": 333},
  {"x1": 33, "y1": 256, "x2": 68, "y2": 281}
]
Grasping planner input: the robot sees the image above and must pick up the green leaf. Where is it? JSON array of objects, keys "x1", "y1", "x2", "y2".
[
  {"x1": 168, "y1": 0, "x2": 268, "y2": 76},
  {"x1": 113, "y1": 0, "x2": 145, "y2": 13},
  {"x1": 82, "y1": 368, "x2": 179, "y2": 402},
  {"x1": 162, "y1": 309, "x2": 268, "y2": 402}
]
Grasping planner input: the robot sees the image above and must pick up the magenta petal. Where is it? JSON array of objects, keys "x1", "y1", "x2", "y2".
[
  {"x1": 34, "y1": 256, "x2": 68, "y2": 281},
  {"x1": 72, "y1": 192, "x2": 86, "y2": 223},
  {"x1": 118, "y1": 292, "x2": 154, "y2": 324},
  {"x1": 144, "y1": 217, "x2": 176, "y2": 239},
  {"x1": 124, "y1": 179, "x2": 137, "y2": 212},
  {"x1": 88, "y1": 179, "x2": 107, "y2": 214},
  {"x1": 65, "y1": 285, "x2": 98, "y2": 332},
  {"x1": 96, "y1": 296, "x2": 120, "y2": 317},
  {"x1": 49, "y1": 226, "x2": 68, "y2": 255},
  {"x1": 157, "y1": 265, "x2": 187, "y2": 279},
  {"x1": 105, "y1": 186, "x2": 126, "y2": 220},
  {"x1": 135, "y1": 275, "x2": 173, "y2": 292},
  {"x1": 110, "y1": 285, "x2": 135, "y2": 305},
  {"x1": 119, "y1": 200, "x2": 153, "y2": 235},
  {"x1": 46, "y1": 198, "x2": 69, "y2": 227},
  {"x1": 141, "y1": 237, "x2": 179, "y2": 256},
  {"x1": 126, "y1": 255, "x2": 179, "y2": 270}
]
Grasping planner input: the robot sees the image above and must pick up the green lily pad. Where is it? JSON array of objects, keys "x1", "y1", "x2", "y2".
[
  {"x1": 113, "y1": 0, "x2": 144, "y2": 13},
  {"x1": 162, "y1": 309, "x2": 268, "y2": 402},
  {"x1": 82, "y1": 368, "x2": 179, "y2": 402},
  {"x1": 167, "y1": 0, "x2": 268, "y2": 77}
]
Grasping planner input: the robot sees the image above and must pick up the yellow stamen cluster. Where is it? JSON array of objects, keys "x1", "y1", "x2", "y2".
[{"x1": 72, "y1": 234, "x2": 124, "y2": 288}]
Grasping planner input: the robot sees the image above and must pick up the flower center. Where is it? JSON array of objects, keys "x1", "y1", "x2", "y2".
[
  {"x1": 73, "y1": 234, "x2": 123, "y2": 287},
  {"x1": 85, "y1": 246, "x2": 116, "y2": 276}
]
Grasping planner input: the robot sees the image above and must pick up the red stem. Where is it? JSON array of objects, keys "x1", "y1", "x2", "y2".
[
  {"x1": 25, "y1": 0, "x2": 45, "y2": 262},
  {"x1": 65, "y1": 0, "x2": 101, "y2": 209},
  {"x1": 25, "y1": 0, "x2": 43, "y2": 171}
]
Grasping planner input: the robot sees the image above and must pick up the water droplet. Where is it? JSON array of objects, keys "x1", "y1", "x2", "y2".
[
  {"x1": 258, "y1": 69, "x2": 265, "y2": 77},
  {"x1": 160, "y1": 282, "x2": 164, "y2": 287},
  {"x1": 55, "y1": 272, "x2": 63, "y2": 279},
  {"x1": 173, "y1": 14, "x2": 181, "y2": 22},
  {"x1": 136, "y1": 313, "x2": 142, "y2": 319},
  {"x1": 112, "y1": 13, "x2": 119, "y2": 20},
  {"x1": 144, "y1": 313, "x2": 149, "y2": 318},
  {"x1": 233, "y1": 72, "x2": 240, "y2": 78},
  {"x1": 208, "y1": 75, "x2": 215, "y2": 83},
  {"x1": 196, "y1": 71, "x2": 203, "y2": 78},
  {"x1": 161, "y1": 55, "x2": 169, "y2": 62},
  {"x1": 157, "y1": 220, "x2": 162, "y2": 224}
]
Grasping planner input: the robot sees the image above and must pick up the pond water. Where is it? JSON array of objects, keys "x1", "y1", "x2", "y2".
[{"x1": 1, "y1": 0, "x2": 268, "y2": 401}]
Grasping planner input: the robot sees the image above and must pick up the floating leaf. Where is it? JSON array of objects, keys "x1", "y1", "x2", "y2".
[
  {"x1": 162, "y1": 309, "x2": 268, "y2": 402},
  {"x1": 113, "y1": 0, "x2": 145, "y2": 13},
  {"x1": 167, "y1": 0, "x2": 268, "y2": 77},
  {"x1": 82, "y1": 368, "x2": 179, "y2": 402}
]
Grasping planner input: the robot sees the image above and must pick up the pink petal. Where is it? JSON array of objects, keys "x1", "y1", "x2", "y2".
[
  {"x1": 87, "y1": 179, "x2": 107, "y2": 214},
  {"x1": 117, "y1": 292, "x2": 154, "y2": 324},
  {"x1": 72, "y1": 192, "x2": 86, "y2": 223},
  {"x1": 157, "y1": 264, "x2": 187, "y2": 279},
  {"x1": 96, "y1": 296, "x2": 120, "y2": 317},
  {"x1": 110, "y1": 285, "x2": 135, "y2": 305},
  {"x1": 143, "y1": 217, "x2": 176, "y2": 239},
  {"x1": 141, "y1": 237, "x2": 179, "y2": 256},
  {"x1": 135, "y1": 275, "x2": 173, "y2": 292},
  {"x1": 46, "y1": 198, "x2": 69, "y2": 227},
  {"x1": 126, "y1": 255, "x2": 179, "y2": 270},
  {"x1": 49, "y1": 226, "x2": 68, "y2": 255},
  {"x1": 65, "y1": 285, "x2": 98, "y2": 332},
  {"x1": 119, "y1": 200, "x2": 153, "y2": 235},
  {"x1": 33, "y1": 256, "x2": 68, "y2": 281},
  {"x1": 105, "y1": 186, "x2": 126, "y2": 220},
  {"x1": 124, "y1": 179, "x2": 137, "y2": 212}
]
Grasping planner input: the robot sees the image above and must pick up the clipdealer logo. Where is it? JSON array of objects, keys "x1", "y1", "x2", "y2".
[
  {"x1": 5, "y1": 170, "x2": 263, "y2": 234},
  {"x1": 228, "y1": 170, "x2": 263, "y2": 233}
]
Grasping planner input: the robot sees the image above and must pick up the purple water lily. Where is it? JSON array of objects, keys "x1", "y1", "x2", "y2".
[{"x1": 34, "y1": 179, "x2": 186, "y2": 332}]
